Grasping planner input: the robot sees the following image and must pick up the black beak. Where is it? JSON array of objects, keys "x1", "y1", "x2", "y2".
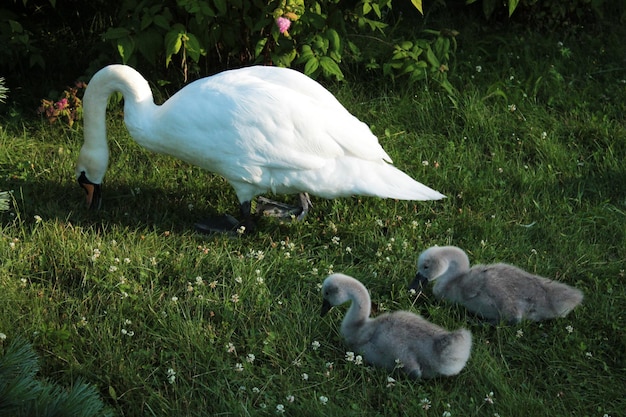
[
  {"x1": 409, "y1": 272, "x2": 429, "y2": 291},
  {"x1": 78, "y1": 171, "x2": 102, "y2": 210},
  {"x1": 320, "y1": 299, "x2": 333, "y2": 317}
]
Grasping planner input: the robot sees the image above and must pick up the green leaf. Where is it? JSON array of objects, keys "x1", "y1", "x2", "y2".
[
  {"x1": 508, "y1": 0, "x2": 520, "y2": 16},
  {"x1": 165, "y1": 29, "x2": 183, "y2": 67},
  {"x1": 426, "y1": 47, "x2": 440, "y2": 68},
  {"x1": 104, "y1": 27, "x2": 130, "y2": 40},
  {"x1": 411, "y1": 0, "x2": 423, "y2": 15},
  {"x1": 153, "y1": 14, "x2": 170, "y2": 30},
  {"x1": 319, "y1": 56, "x2": 344, "y2": 80},
  {"x1": 254, "y1": 38, "x2": 268, "y2": 59},
  {"x1": 117, "y1": 38, "x2": 135, "y2": 64},
  {"x1": 304, "y1": 56, "x2": 319, "y2": 76},
  {"x1": 185, "y1": 33, "x2": 202, "y2": 63},
  {"x1": 140, "y1": 14, "x2": 152, "y2": 31},
  {"x1": 212, "y1": 0, "x2": 227, "y2": 15}
]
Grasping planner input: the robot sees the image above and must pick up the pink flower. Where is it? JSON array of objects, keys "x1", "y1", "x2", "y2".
[
  {"x1": 55, "y1": 98, "x2": 68, "y2": 110},
  {"x1": 276, "y1": 16, "x2": 291, "y2": 34}
]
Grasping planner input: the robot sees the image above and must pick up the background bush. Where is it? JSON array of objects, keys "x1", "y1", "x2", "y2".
[{"x1": 0, "y1": 0, "x2": 622, "y2": 111}]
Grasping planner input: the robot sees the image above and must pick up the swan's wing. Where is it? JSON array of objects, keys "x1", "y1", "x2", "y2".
[{"x1": 202, "y1": 67, "x2": 393, "y2": 167}]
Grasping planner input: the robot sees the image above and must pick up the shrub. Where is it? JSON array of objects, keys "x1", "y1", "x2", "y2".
[{"x1": 0, "y1": 337, "x2": 112, "y2": 417}]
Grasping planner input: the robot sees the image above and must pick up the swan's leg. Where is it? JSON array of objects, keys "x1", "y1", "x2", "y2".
[
  {"x1": 255, "y1": 192, "x2": 312, "y2": 220},
  {"x1": 296, "y1": 193, "x2": 312, "y2": 220},
  {"x1": 193, "y1": 201, "x2": 257, "y2": 235}
]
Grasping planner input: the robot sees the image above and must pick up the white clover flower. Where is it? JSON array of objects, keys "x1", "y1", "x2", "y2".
[
  {"x1": 386, "y1": 376, "x2": 396, "y2": 388},
  {"x1": 345, "y1": 351, "x2": 355, "y2": 362},
  {"x1": 226, "y1": 342, "x2": 236, "y2": 353},
  {"x1": 311, "y1": 340, "x2": 320, "y2": 350},
  {"x1": 422, "y1": 160, "x2": 429, "y2": 166},
  {"x1": 331, "y1": 236, "x2": 340, "y2": 245},
  {"x1": 195, "y1": 276, "x2": 204, "y2": 285},
  {"x1": 301, "y1": 373, "x2": 309, "y2": 381},
  {"x1": 234, "y1": 363, "x2": 244, "y2": 372},
  {"x1": 484, "y1": 391, "x2": 495, "y2": 404},
  {"x1": 256, "y1": 276, "x2": 264, "y2": 285},
  {"x1": 121, "y1": 329, "x2": 134, "y2": 337},
  {"x1": 171, "y1": 296, "x2": 178, "y2": 302},
  {"x1": 285, "y1": 395, "x2": 295, "y2": 403},
  {"x1": 354, "y1": 355, "x2": 363, "y2": 365},
  {"x1": 252, "y1": 387, "x2": 261, "y2": 394},
  {"x1": 275, "y1": 404, "x2": 285, "y2": 414},
  {"x1": 318, "y1": 396, "x2": 328, "y2": 405},
  {"x1": 231, "y1": 294, "x2": 240, "y2": 303},
  {"x1": 34, "y1": 215, "x2": 42, "y2": 223},
  {"x1": 566, "y1": 325, "x2": 574, "y2": 333},
  {"x1": 166, "y1": 368, "x2": 176, "y2": 384},
  {"x1": 246, "y1": 353, "x2": 256, "y2": 363},
  {"x1": 0, "y1": 332, "x2": 6, "y2": 341},
  {"x1": 516, "y1": 329, "x2": 524, "y2": 338},
  {"x1": 109, "y1": 265, "x2": 118, "y2": 273},
  {"x1": 475, "y1": 65, "x2": 482, "y2": 72},
  {"x1": 235, "y1": 276, "x2": 243, "y2": 283},
  {"x1": 443, "y1": 411, "x2": 452, "y2": 417},
  {"x1": 421, "y1": 398, "x2": 431, "y2": 410}
]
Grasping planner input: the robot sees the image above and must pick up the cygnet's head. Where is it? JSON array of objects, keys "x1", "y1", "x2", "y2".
[
  {"x1": 409, "y1": 246, "x2": 455, "y2": 290},
  {"x1": 320, "y1": 273, "x2": 361, "y2": 317}
]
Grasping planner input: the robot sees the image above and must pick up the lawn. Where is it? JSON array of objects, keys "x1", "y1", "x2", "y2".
[{"x1": 1, "y1": 15, "x2": 625, "y2": 417}]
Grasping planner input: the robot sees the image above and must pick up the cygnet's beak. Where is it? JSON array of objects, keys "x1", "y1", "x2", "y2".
[
  {"x1": 409, "y1": 272, "x2": 429, "y2": 291},
  {"x1": 320, "y1": 299, "x2": 333, "y2": 317},
  {"x1": 78, "y1": 171, "x2": 102, "y2": 210}
]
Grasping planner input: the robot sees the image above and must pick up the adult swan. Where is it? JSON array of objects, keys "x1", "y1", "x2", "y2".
[{"x1": 76, "y1": 65, "x2": 445, "y2": 233}]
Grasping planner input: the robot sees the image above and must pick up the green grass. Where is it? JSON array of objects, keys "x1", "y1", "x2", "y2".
[{"x1": 1, "y1": 20, "x2": 626, "y2": 417}]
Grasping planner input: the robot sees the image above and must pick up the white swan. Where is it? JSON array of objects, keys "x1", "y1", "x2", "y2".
[
  {"x1": 76, "y1": 65, "x2": 445, "y2": 232},
  {"x1": 410, "y1": 246, "x2": 584, "y2": 324},
  {"x1": 321, "y1": 273, "x2": 472, "y2": 379}
]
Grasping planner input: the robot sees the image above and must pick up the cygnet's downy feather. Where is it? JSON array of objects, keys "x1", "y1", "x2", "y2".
[
  {"x1": 410, "y1": 246, "x2": 584, "y2": 324},
  {"x1": 321, "y1": 273, "x2": 472, "y2": 379}
]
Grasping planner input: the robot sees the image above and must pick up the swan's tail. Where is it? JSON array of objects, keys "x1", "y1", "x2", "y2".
[
  {"x1": 433, "y1": 329, "x2": 472, "y2": 376},
  {"x1": 547, "y1": 281, "x2": 584, "y2": 317},
  {"x1": 335, "y1": 158, "x2": 446, "y2": 201}
]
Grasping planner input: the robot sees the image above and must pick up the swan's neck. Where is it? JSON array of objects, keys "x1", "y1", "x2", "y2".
[
  {"x1": 78, "y1": 65, "x2": 155, "y2": 183},
  {"x1": 341, "y1": 286, "x2": 371, "y2": 341}
]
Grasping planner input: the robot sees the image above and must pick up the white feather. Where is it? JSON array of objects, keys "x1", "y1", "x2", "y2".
[{"x1": 77, "y1": 65, "x2": 445, "y2": 209}]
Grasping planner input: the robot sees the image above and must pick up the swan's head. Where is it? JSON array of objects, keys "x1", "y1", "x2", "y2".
[
  {"x1": 77, "y1": 171, "x2": 102, "y2": 210},
  {"x1": 320, "y1": 273, "x2": 363, "y2": 317},
  {"x1": 76, "y1": 144, "x2": 108, "y2": 210}
]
